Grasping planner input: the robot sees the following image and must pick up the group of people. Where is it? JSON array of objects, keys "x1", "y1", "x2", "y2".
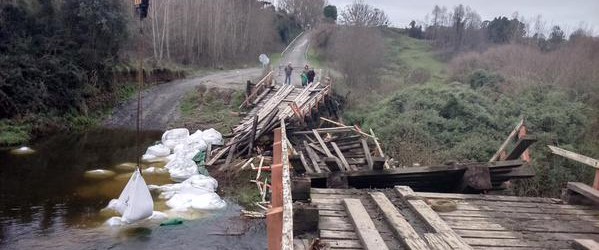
[{"x1": 284, "y1": 63, "x2": 315, "y2": 87}]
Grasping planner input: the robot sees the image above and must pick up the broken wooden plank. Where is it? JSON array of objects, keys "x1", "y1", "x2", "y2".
[
  {"x1": 324, "y1": 157, "x2": 344, "y2": 172},
  {"x1": 504, "y1": 135, "x2": 537, "y2": 160},
  {"x1": 290, "y1": 155, "x2": 308, "y2": 174},
  {"x1": 396, "y1": 186, "x2": 473, "y2": 250},
  {"x1": 313, "y1": 129, "x2": 333, "y2": 157},
  {"x1": 247, "y1": 115, "x2": 259, "y2": 157},
  {"x1": 369, "y1": 192, "x2": 429, "y2": 250},
  {"x1": 573, "y1": 239, "x2": 599, "y2": 250},
  {"x1": 361, "y1": 139, "x2": 374, "y2": 170},
  {"x1": 308, "y1": 143, "x2": 328, "y2": 156},
  {"x1": 332, "y1": 142, "x2": 352, "y2": 171},
  {"x1": 370, "y1": 128, "x2": 390, "y2": 169},
  {"x1": 320, "y1": 117, "x2": 374, "y2": 138},
  {"x1": 549, "y1": 145, "x2": 599, "y2": 169},
  {"x1": 299, "y1": 152, "x2": 313, "y2": 174},
  {"x1": 489, "y1": 118, "x2": 524, "y2": 162},
  {"x1": 423, "y1": 233, "x2": 452, "y2": 250},
  {"x1": 567, "y1": 182, "x2": 599, "y2": 205},
  {"x1": 343, "y1": 199, "x2": 389, "y2": 250},
  {"x1": 303, "y1": 146, "x2": 322, "y2": 174}
]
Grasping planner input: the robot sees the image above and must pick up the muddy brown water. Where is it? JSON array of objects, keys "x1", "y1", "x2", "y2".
[{"x1": 0, "y1": 129, "x2": 266, "y2": 250}]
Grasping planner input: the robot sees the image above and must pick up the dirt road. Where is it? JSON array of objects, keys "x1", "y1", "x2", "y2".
[
  {"x1": 103, "y1": 68, "x2": 262, "y2": 130},
  {"x1": 275, "y1": 32, "x2": 311, "y2": 86},
  {"x1": 104, "y1": 32, "x2": 311, "y2": 130}
]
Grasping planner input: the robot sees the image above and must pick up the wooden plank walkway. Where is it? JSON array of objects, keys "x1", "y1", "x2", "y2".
[{"x1": 301, "y1": 186, "x2": 599, "y2": 249}]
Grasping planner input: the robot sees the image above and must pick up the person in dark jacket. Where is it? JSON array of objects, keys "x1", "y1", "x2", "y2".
[
  {"x1": 284, "y1": 62, "x2": 293, "y2": 84},
  {"x1": 307, "y1": 68, "x2": 316, "y2": 84}
]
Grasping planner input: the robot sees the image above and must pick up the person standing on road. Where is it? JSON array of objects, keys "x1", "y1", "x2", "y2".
[
  {"x1": 307, "y1": 68, "x2": 316, "y2": 84},
  {"x1": 284, "y1": 62, "x2": 293, "y2": 85}
]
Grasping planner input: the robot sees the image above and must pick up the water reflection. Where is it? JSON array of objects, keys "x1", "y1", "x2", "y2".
[{"x1": 0, "y1": 128, "x2": 267, "y2": 249}]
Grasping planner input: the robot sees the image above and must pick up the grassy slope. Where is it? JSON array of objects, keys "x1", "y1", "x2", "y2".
[{"x1": 341, "y1": 29, "x2": 597, "y2": 197}]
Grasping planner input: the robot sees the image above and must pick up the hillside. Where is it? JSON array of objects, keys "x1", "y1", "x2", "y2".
[{"x1": 339, "y1": 29, "x2": 598, "y2": 197}]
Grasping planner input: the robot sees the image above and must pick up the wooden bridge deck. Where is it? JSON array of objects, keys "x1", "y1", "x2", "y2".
[{"x1": 296, "y1": 186, "x2": 599, "y2": 250}]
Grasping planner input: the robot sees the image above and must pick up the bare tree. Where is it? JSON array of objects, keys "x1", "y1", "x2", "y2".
[
  {"x1": 133, "y1": 0, "x2": 279, "y2": 67},
  {"x1": 331, "y1": 26, "x2": 385, "y2": 86},
  {"x1": 339, "y1": 0, "x2": 389, "y2": 27},
  {"x1": 278, "y1": 0, "x2": 325, "y2": 28}
]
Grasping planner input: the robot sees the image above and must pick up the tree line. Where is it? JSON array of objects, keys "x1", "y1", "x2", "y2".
[
  {"x1": 0, "y1": 0, "x2": 305, "y2": 138},
  {"x1": 406, "y1": 4, "x2": 594, "y2": 56}
]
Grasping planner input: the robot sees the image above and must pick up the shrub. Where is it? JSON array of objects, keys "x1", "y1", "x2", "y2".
[{"x1": 351, "y1": 82, "x2": 595, "y2": 196}]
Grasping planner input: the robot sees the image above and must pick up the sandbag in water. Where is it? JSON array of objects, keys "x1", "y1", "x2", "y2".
[
  {"x1": 105, "y1": 169, "x2": 154, "y2": 223},
  {"x1": 10, "y1": 146, "x2": 35, "y2": 155},
  {"x1": 84, "y1": 169, "x2": 116, "y2": 180}
]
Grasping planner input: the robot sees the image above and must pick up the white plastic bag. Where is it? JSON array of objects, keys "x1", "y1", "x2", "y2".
[
  {"x1": 108, "y1": 169, "x2": 154, "y2": 223},
  {"x1": 162, "y1": 128, "x2": 190, "y2": 149},
  {"x1": 201, "y1": 128, "x2": 223, "y2": 146},
  {"x1": 146, "y1": 144, "x2": 171, "y2": 157}
]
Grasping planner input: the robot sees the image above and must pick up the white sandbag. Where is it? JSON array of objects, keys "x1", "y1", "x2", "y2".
[
  {"x1": 173, "y1": 143, "x2": 200, "y2": 161},
  {"x1": 148, "y1": 211, "x2": 169, "y2": 221},
  {"x1": 113, "y1": 170, "x2": 154, "y2": 223},
  {"x1": 184, "y1": 174, "x2": 218, "y2": 192},
  {"x1": 141, "y1": 153, "x2": 157, "y2": 162},
  {"x1": 169, "y1": 167, "x2": 198, "y2": 183},
  {"x1": 142, "y1": 167, "x2": 168, "y2": 175},
  {"x1": 105, "y1": 211, "x2": 169, "y2": 226},
  {"x1": 187, "y1": 139, "x2": 207, "y2": 154},
  {"x1": 84, "y1": 169, "x2": 116, "y2": 180},
  {"x1": 161, "y1": 128, "x2": 190, "y2": 149},
  {"x1": 188, "y1": 130, "x2": 204, "y2": 142},
  {"x1": 105, "y1": 216, "x2": 125, "y2": 226},
  {"x1": 166, "y1": 192, "x2": 226, "y2": 211},
  {"x1": 190, "y1": 193, "x2": 226, "y2": 210},
  {"x1": 201, "y1": 128, "x2": 223, "y2": 146},
  {"x1": 146, "y1": 144, "x2": 171, "y2": 157}
]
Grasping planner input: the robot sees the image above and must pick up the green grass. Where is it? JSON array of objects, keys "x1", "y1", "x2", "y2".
[
  {"x1": 0, "y1": 120, "x2": 31, "y2": 146},
  {"x1": 269, "y1": 53, "x2": 283, "y2": 67},
  {"x1": 180, "y1": 92, "x2": 199, "y2": 117},
  {"x1": 381, "y1": 31, "x2": 447, "y2": 85},
  {"x1": 307, "y1": 48, "x2": 325, "y2": 69},
  {"x1": 178, "y1": 89, "x2": 243, "y2": 132}
]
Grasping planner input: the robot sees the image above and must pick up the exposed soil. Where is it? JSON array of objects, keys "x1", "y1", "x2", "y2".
[{"x1": 103, "y1": 67, "x2": 263, "y2": 130}]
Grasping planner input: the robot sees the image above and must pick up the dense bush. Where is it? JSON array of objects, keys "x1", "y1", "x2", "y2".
[
  {"x1": 346, "y1": 82, "x2": 596, "y2": 196},
  {"x1": 0, "y1": 0, "x2": 127, "y2": 119}
]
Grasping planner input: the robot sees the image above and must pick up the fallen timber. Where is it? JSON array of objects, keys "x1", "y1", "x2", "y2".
[
  {"x1": 285, "y1": 118, "x2": 537, "y2": 192},
  {"x1": 206, "y1": 72, "x2": 332, "y2": 169}
]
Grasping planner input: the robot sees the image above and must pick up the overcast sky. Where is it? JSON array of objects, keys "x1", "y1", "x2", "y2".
[{"x1": 327, "y1": 0, "x2": 599, "y2": 35}]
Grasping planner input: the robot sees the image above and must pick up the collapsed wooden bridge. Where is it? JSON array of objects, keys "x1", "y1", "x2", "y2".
[{"x1": 201, "y1": 72, "x2": 599, "y2": 249}]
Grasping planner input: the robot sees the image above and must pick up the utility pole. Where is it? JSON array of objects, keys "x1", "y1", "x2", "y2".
[{"x1": 134, "y1": 0, "x2": 150, "y2": 174}]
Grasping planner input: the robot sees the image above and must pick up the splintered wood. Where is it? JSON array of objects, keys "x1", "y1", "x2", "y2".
[
  {"x1": 207, "y1": 80, "x2": 331, "y2": 169},
  {"x1": 288, "y1": 118, "x2": 392, "y2": 176}
]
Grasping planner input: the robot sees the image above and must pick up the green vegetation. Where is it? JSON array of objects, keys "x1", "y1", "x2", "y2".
[
  {"x1": 382, "y1": 30, "x2": 446, "y2": 84},
  {"x1": 0, "y1": 121, "x2": 31, "y2": 146},
  {"x1": 177, "y1": 87, "x2": 244, "y2": 132},
  {"x1": 307, "y1": 48, "x2": 325, "y2": 69},
  {"x1": 341, "y1": 29, "x2": 599, "y2": 197}
]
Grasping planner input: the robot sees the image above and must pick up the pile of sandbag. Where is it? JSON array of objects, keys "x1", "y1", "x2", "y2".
[
  {"x1": 149, "y1": 175, "x2": 226, "y2": 211},
  {"x1": 149, "y1": 128, "x2": 227, "y2": 209},
  {"x1": 104, "y1": 128, "x2": 226, "y2": 226}
]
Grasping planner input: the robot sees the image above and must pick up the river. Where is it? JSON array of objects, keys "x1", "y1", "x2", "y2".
[{"x1": 0, "y1": 129, "x2": 266, "y2": 250}]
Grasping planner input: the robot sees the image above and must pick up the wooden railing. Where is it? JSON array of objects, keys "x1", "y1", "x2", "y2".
[
  {"x1": 240, "y1": 71, "x2": 274, "y2": 108},
  {"x1": 267, "y1": 119, "x2": 294, "y2": 250}
]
